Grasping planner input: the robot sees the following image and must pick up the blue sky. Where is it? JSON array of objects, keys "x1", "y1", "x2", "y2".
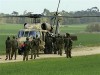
[{"x1": 0, "y1": 0, "x2": 100, "y2": 14}]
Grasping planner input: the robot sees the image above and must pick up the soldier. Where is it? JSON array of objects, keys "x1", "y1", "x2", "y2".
[
  {"x1": 35, "y1": 35, "x2": 41, "y2": 57},
  {"x1": 64, "y1": 33, "x2": 73, "y2": 58},
  {"x1": 11, "y1": 36, "x2": 18, "y2": 60},
  {"x1": 30, "y1": 37, "x2": 36, "y2": 59},
  {"x1": 44, "y1": 32, "x2": 49, "y2": 54},
  {"x1": 46, "y1": 34, "x2": 53, "y2": 54},
  {"x1": 52, "y1": 35, "x2": 57, "y2": 54},
  {"x1": 5, "y1": 36, "x2": 12, "y2": 60},
  {"x1": 56, "y1": 34, "x2": 64, "y2": 56},
  {"x1": 23, "y1": 37, "x2": 30, "y2": 61},
  {"x1": 59, "y1": 35, "x2": 64, "y2": 56}
]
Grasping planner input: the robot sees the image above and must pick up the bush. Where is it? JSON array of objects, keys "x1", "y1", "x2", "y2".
[{"x1": 86, "y1": 23, "x2": 100, "y2": 32}]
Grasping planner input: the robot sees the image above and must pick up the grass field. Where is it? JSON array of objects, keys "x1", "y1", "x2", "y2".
[
  {"x1": 0, "y1": 54, "x2": 100, "y2": 75},
  {"x1": 0, "y1": 24, "x2": 100, "y2": 75},
  {"x1": 60, "y1": 24, "x2": 87, "y2": 33},
  {"x1": 0, "y1": 23, "x2": 100, "y2": 54}
]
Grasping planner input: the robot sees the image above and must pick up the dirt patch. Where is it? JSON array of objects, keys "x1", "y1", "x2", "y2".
[{"x1": 0, "y1": 46, "x2": 100, "y2": 63}]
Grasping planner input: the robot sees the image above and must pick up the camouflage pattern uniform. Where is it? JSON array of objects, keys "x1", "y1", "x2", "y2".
[
  {"x1": 30, "y1": 37, "x2": 36, "y2": 59},
  {"x1": 59, "y1": 36, "x2": 64, "y2": 56},
  {"x1": 44, "y1": 32, "x2": 49, "y2": 54},
  {"x1": 5, "y1": 36, "x2": 12, "y2": 60},
  {"x1": 23, "y1": 37, "x2": 31, "y2": 61},
  {"x1": 64, "y1": 33, "x2": 73, "y2": 58},
  {"x1": 56, "y1": 34, "x2": 64, "y2": 56},
  {"x1": 52, "y1": 35, "x2": 57, "y2": 54},
  {"x1": 46, "y1": 35, "x2": 53, "y2": 54},
  {"x1": 35, "y1": 35, "x2": 41, "y2": 57},
  {"x1": 11, "y1": 36, "x2": 18, "y2": 60}
]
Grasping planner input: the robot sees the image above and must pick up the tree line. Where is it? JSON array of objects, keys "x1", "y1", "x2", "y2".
[{"x1": 0, "y1": 7, "x2": 100, "y2": 24}]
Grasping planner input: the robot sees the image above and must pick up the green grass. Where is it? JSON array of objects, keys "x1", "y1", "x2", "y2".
[
  {"x1": 60, "y1": 24, "x2": 87, "y2": 33},
  {"x1": 0, "y1": 24, "x2": 23, "y2": 35},
  {"x1": 0, "y1": 24, "x2": 23, "y2": 54},
  {"x1": 74, "y1": 33, "x2": 100, "y2": 46},
  {"x1": 0, "y1": 54, "x2": 100, "y2": 75}
]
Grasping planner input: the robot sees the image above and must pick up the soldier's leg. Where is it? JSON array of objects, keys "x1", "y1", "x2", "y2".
[
  {"x1": 66, "y1": 48, "x2": 69, "y2": 58},
  {"x1": 8, "y1": 48, "x2": 11, "y2": 60},
  {"x1": 58, "y1": 47, "x2": 61, "y2": 55},
  {"x1": 57, "y1": 48, "x2": 59, "y2": 55},
  {"x1": 48, "y1": 46, "x2": 50, "y2": 54},
  {"x1": 30, "y1": 49, "x2": 33, "y2": 59},
  {"x1": 23, "y1": 56, "x2": 25, "y2": 61},
  {"x1": 26, "y1": 51, "x2": 29, "y2": 61},
  {"x1": 37, "y1": 48, "x2": 39, "y2": 57},
  {"x1": 65, "y1": 48, "x2": 68, "y2": 58},
  {"x1": 26, "y1": 55, "x2": 28, "y2": 61},
  {"x1": 23, "y1": 52, "x2": 26, "y2": 61},
  {"x1": 69, "y1": 49, "x2": 72, "y2": 58},
  {"x1": 54, "y1": 44, "x2": 57, "y2": 54},
  {"x1": 15, "y1": 50, "x2": 17, "y2": 60},
  {"x1": 68, "y1": 48, "x2": 71, "y2": 58},
  {"x1": 5, "y1": 49, "x2": 8, "y2": 60},
  {"x1": 50, "y1": 46, "x2": 53, "y2": 54},
  {"x1": 60, "y1": 49, "x2": 62, "y2": 56},
  {"x1": 54, "y1": 50, "x2": 57, "y2": 54},
  {"x1": 11, "y1": 49, "x2": 14, "y2": 60},
  {"x1": 34, "y1": 50, "x2": 36, "y2": 59}
]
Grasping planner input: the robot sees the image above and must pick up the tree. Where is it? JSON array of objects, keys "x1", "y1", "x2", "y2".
[{"x1": 12, "y1": 11, "x2": 18, "y2": 16}]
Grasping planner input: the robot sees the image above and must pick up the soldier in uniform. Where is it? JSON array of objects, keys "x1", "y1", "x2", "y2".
[
  {"x1": 30, "y1": 37, "x2": 36, "y2": 59},
  {"x1": 52, "y1": 35, "x2": 57, "y2": 54},
  {"x1": 47, "y1": 34, "x2": 53, "y2": 54},
  {"x1": 44, "y1": 32, "x2": 49, "y2": 54},
  {"x1": 56, "y1": 34, "x2": 64, "y2": 56},
  {"x1": 11, "y1": 36, "x2": 18, "y2": 60},
  {"x1": 23, "y1": 37, "x2": 31, "y2": 61},
  {"x1": 59, "y1": 35, "x2": 64, "y2": 56},
  {"x1": 64, "y1": 33, "x2": 73, "y2": 58},
  {"x1": 35, "y1": 35, "x2": 41, "y2": 57},
  {"x1": 5, "y1": 36, "x2": 12, "y2": 60}
]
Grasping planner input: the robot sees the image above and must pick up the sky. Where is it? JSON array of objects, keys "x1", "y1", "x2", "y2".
[{"x1": 0, "y1": 0, "x2": 100, "y2": 14}]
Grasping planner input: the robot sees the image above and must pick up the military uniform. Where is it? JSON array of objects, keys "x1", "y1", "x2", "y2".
[
  {"x1": 44, "y1": 32, "x2": 49, "y2": 54},
  {"x1": 46, "y1": 35, "x2": 53, "y2": 54},
  {"x1": 23, "y1": 37, "x2": 31, "y2": 61},
  {"x1": 11, "y1": 36, "x2": 18, "y2": 60},
  {"x1": 5, "y1": 36, "x2": 12, "y2": 60},
  {"x1": 59, "y1": 36, "x2": 64, "y2": 56},
  {"x1": 56, "y1": 35, "x2": 64, "y2": 56},
  {"x1": 52, "y1": 36, "x2": 57, "y2": 54},
  {"x1": 64, "y1": 33, "x2": 73, "y2": 58},
  {"x1": 35, "y1": 37, "x2": 40, "y2": 57},
  {"x1": 30, "y1": 37, "x2": 36, "y2": 59}
]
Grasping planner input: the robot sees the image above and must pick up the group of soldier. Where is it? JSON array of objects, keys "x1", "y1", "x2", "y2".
[
  {"x1": 5, "y1": 32, "x2": 73, "y2": 61},
  {"x1": 23, "y1": 35, "x2": 41, "y2": 61},
  {"x1": 5, "y1": 36, "x2": 18, "y2": 60},
  {"x1": 45, "y1": 32, "x2": 73, "y2": 58},
  {"x1": 5, "y1": 35, "x2": 40, "y2": 61}
]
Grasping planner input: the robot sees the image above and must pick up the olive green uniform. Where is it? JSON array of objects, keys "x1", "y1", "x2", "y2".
[
  {"x1": 23, "y1": 40, "x2": 30, "y2": 61},
  {"x1": 52, "y1": 36, "x2": 57, "y2": 54},
  {"x1": 11, "y1": 38, "x2": 18, "y2": 60},
  {"x1": 35, "y1": 38, "x2": 40, "y2": 57},
  {"x1": 5, "y1": 37, "x2": 12, "y2": 60},
  {"x1": 30, "y1": 39, "x2": 36, "y2": 59},
  {"x1": 56, "y1": 36, "x2": 64, "y2": 56},
  {"x1": 46, "y1": 36, "x2": 53, "y2": 54},
  {"x1": 64, "y1": 37, "x2": 72, "y2": 58}
]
